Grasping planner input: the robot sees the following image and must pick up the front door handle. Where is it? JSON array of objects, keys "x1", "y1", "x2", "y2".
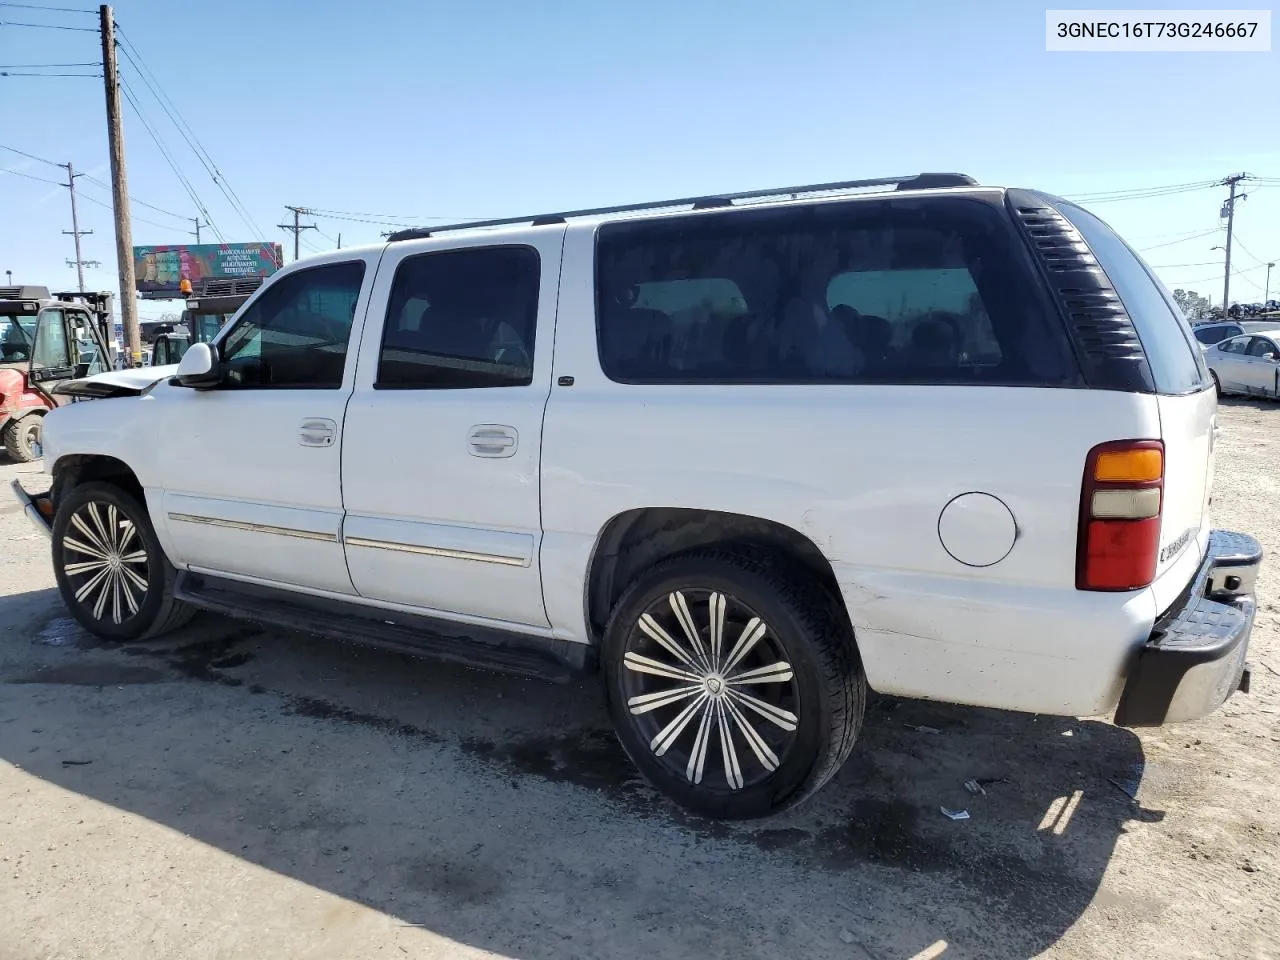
[
  {"x1": 468, "y1": 424, "x2": 518, "y2": 458},
  {"x1": 299, "y1": 418, "x2": 337, "y2": 447}
]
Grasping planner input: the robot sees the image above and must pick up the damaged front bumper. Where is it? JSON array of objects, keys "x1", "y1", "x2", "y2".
[
  {"x1": 10, "y1": 479, "x2": 53, "y2": 538},
  {"x1": 1115, "y1": 530, "x2": 1262, "y2": 727}
]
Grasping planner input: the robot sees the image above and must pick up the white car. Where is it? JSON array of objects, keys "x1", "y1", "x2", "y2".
[
  {"x1": 1204, "y1": 329, "x2": 1280, "y2": 399},
  {"x1": 12, "y1": 172, "x2": 1262, "y2": 819}
]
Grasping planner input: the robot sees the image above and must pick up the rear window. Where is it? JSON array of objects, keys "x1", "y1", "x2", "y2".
[
  {"x1": 595, "y1": 197, "x2": 1078, "y2": 385},
  {"x1": 1056, "y1": 203, "x2": 1209, "y2": 395},
  {"x1": 1194, "y1": 324, "x2": 1240, "y2": 345}
]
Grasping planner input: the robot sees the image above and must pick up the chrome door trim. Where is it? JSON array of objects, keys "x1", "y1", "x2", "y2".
[
  {"x1": 167, "y1": 512, "x2": 338, "y2": 543},
  {"x1": 343, "y1": 535, "x2": 528, "y2": 567}
]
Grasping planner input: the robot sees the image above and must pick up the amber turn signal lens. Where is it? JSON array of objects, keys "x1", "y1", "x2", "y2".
[{"x1": 1094, "y1": 448, "x2": 1162, "y2": 483}]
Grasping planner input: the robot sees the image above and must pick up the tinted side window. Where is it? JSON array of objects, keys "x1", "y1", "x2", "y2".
[
  {"x1": 1246, "y1": 337, "x2": 1278, "y2": 358},
  {"x1": 219, "y1": 261, "x2": 365, "y2": 389},
  {"x1": 1220, "y1": 336, "x2": 1248, "y2": 354},
  {"x1": 1194, "y1": 326, "x2": 1226, "y2": 344},
  {"x1": 595, "y1": 198, "x2": 1078, "y2": 385},
  {"x1": 1056, "y1": 203, "x2": 1207, "y2": 395},
  {"x1": 377, "y1": 246, "x2": 539, "y2": 389}
]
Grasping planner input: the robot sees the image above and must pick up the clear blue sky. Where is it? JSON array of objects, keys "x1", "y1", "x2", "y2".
[{"x1": 2, "y1": 0, "x2": 1278, "y2": 319}]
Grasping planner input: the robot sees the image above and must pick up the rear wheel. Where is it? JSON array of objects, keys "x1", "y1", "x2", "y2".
[
  {"x1": 51, "y1": 481, "x2": 193, "y2": 643},
  {"x1": 602, "y1": 550, "x2": 865, "y2": 820},
  {"x1": 2, "y1": 415, "x2": 42, "y2": 462}
]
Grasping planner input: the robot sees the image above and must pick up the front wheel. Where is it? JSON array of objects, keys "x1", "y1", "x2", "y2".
[
  {"x1": 51, "y1": 481, "x2": 194, "y2": 643},
  {"x1": 2, "y1": 415, "x2": 42, "y2": 462},
  {"x1": 602, "y1": 550, "x2": 865, "y2": 820},
  {"x1": 1211, "y1": 371, "x2": 1222, "y2": 398}
]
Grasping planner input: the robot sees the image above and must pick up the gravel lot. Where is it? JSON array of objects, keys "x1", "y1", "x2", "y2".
[{"x1": 1, "y1": 399, "x2": 1277, "y2": 960}]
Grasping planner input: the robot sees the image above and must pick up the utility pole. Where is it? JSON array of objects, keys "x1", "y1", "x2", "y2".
[
  {"x1": 60, "y1": 162, "x2": 94, "y2": 293},
  {"x1": 100, "y1": 4, "x2": 141, "y2": 367},
  {"x1": 1266, "y1": 262, "x2": 1275, "y2": 310},
  {"x1": 278, "y1": 205, "x2": 317, "y2": 261},
  {"x1": 336, "y1": 232, "x2": 341, "y2": 250},
  {"x1": 1220, "y1": 173, "x2": 1249, "y2": 318},
  {"x1": 189, "y1": 217, "x2": 206, "y2": 244}
]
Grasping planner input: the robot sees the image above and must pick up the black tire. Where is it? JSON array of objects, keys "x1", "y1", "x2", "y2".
[
  {"x1": 51, "y1": 481, "x2": 194, "y2": 643},
  {"x1": 3, "y1": 415, "x2": 42, "y2": 462},
  {"x1": 602, "y1": 549, "x2": 865, "y2": 820},
  {"x1": 1211, "y1": 371, "x2": 1222, "y2": 398}
]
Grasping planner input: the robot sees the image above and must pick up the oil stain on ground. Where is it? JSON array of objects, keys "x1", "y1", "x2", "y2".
[{"x1": 6, "y1": 662, "x2": 166, "y2": 686}]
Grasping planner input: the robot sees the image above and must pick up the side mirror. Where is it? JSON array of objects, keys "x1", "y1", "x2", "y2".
[{"x1": 174, "y1": 342, "x2": 221, "y2": 389}]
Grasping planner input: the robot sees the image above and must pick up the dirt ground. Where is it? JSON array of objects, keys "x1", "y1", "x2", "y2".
[{"x1": 1, "y1": 399, "x2": 1277, "y2": 960}]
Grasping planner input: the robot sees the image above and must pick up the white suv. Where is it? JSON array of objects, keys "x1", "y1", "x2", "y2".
[{"x1": 12, "y1": 173, "x2": 1262, "y2": 820}]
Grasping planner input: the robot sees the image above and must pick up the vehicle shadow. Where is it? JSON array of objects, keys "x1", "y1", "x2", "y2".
[{"x1": 0, "y1": 590, "x2": 1161, "y2": 960}]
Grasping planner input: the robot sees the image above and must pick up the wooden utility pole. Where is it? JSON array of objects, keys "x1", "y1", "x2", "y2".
[
  {"x1": 100, "y1": 4, "x2": 141, "y2": 367},
  {"x1": 278, "y1": 205, "x2": 317, "y2": 262},
  {"x1": 61, "y1": 161, "x2": 94, "y2": 293},
  {"x1": 1220, "y1": 173, "x2": 1248, "y2": 318},
  {"x1": 189, "y1": 218, "x2": 206, "y2": 243}
]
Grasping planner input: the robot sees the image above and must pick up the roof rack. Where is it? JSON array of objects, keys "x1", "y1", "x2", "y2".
[{"x1": 387, "y1": 172, "x2": 978, "y2": 242}]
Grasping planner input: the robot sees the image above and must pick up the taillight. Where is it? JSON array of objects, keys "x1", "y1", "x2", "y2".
[{"x1": 1077, "y1": 440, "x2": 1164, "y2": 591}]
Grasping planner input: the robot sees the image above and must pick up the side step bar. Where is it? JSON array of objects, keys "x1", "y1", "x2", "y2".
[{"x1": 174, "y1": 572, "x2": 593, "y2": 683}]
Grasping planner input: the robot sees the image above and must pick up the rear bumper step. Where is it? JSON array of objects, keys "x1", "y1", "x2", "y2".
[{"x1": 1115, "y1": 530, "x2": 1262, "y2": 727}]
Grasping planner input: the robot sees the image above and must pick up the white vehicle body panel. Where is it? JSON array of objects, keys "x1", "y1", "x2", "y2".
[
  {"x1": 341, "y1": 226, "x2": 566, "y2": 627},
  {"x1": 32, "y1": 188, "x2": 1225, "y2": 722}
]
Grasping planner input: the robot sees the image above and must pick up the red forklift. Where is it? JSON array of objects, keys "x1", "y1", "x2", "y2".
[{"x1": 0, "y1": 285, "x2": 114, "y2": 461}]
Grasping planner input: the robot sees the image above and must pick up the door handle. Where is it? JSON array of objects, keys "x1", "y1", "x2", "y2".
[
  {"x1": 299, "y1": 418, "x2": 337, "y2": 447},
  {"x1": 468, "y1": 424, "x2": 518, "y2": 458}
]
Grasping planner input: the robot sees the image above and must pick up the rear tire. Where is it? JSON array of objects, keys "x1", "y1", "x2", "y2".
[
  {"x1": 51, "y1": 481, "x2": 194, "y2": 643},
  {"x1": 1210, "y1": 371, "x2": 1221, "y2": 398},
  {"x1": 602, "y1": 549, "x2": 865, "y2": 820},
  {"x1": 3, "y1": 415, "x2": 42, "y2": 462}
]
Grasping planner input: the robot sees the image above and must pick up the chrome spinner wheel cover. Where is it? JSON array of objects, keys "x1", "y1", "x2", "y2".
[{"x1": 61, "y1": 501, "x2": 150, "y2": 624}]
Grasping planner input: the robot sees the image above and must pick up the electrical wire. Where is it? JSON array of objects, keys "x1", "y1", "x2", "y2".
[
  {"x1": 0, "y1": 142, "x2": 61, "y2": 166},
  {"x1": 0, "y1": 166, "x2": 62, "y2": 185},
  {"x1": 79, "y1": 171, "x2": 188, "y2": 221},
  {"x1": 116, "y1": 26, "x2": 267, "y2": 240},
  {"x1": 1137, "y1": 228, "x2": 1222, "y2": 252},
  {"x1": 0, "y1": 61, "x2": 97, "y2": 67},
  {"x1": 1065, "y1": 180, "x2": 1220, "y2": 203},
  {"x1": 0, "y1": 20, "x2": 96, "y2": 31},
  {"x1": 75, "y1": 191, "x2": 187, "y2": 233},
  {"x1": 120, "y1": 77, "x2": 225, "y2": 242},
  {"x1": 0, "y1": 2, "x2": 95, "y2": 11},
  {"x1": 0, "y1": 70, "x2": 99, "y2": 76}
]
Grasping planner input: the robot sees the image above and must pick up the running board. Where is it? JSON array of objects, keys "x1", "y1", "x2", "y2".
[{"x1": 174, "y1": 572, "x2": 592, "y2": 683}]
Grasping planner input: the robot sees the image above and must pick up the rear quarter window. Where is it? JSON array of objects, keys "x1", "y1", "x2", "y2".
[
  {"x1": 1056, "y1": 203, "x2": 1209, "y2": 395},
  {"x1": 595, "y1": 197, "x2": 1080, "y2": 386}
]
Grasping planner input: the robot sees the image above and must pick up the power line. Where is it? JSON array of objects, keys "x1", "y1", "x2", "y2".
[
  {"x1": 120, "y1": 77, "x2": 225, "y2": 242},
  {"x1": 79, "y1": 171, "x2": 187, "y2": 221},
  {"x1": 0, "y1": 2, "x2": 95, "y2": 11},
  {"x1": 76, "y1": 192, "x2": 187, "y2": 233},
  {"x1": 1146, "y1": 260, "x2": 1221, "y2": 268},
  {"x1": 0, "y1": 19, "x2": 97, "y2": 31},
  {"x1": 116, "y1": 26, "x2": 266, "y2": 240},
  {"x1": 0, "y1": 165, "x2": 63, "y2": 185},
  {"x1": 1137, "y1": 228, "x2": 1221, "y2": 252},
  {"x1": 1065, "y1": 180, "x2": 1219, "y2": 203},
  {"x1": 0, "y1": 61, "x2": 98, "y2": 67},
  {"x1": 0, "y1": 142, "x2": 61, "y2": 166},
  {"x1": 0, "y1": 70, "x2": 99, "y2": 76}
]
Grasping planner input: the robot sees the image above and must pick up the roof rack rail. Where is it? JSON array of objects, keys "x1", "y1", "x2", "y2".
[{"x1": 387, "y1": 172, "x2": 977, "y2": 242}]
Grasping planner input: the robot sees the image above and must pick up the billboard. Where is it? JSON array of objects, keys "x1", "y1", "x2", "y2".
[{"x1": 133, "y1": 242, "x2": 283, "y2": 299}]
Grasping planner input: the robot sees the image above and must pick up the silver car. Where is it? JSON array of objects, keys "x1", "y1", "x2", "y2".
[{"x1": 1204, "y1": 329, "x2": 1280, "y2": 399}]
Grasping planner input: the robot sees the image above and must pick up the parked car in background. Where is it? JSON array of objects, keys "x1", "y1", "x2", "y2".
[
  {"x1": 12, "y1": 172, "x2": 1262, "y2": 820},
  {"x1": 1204, "y1": 329, "x2": 1280, "y2": 399},
  {"x1": 1190, "y1": 319, "x2": 1280, "y2": 348}
]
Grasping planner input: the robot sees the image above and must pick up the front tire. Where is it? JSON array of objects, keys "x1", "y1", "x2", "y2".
[
  {"x1": 2, "y1": 415, "x2": 42, "y2": 462},
  {"x1": 602, "y1": 550, "x2": 865, "y2": 820},
  {"x1": 51, "y1": 481, "x2": 193, "y2": 643},
  {"x1": 1211, "y1": 371, "x2": 1222, "y2": 398}
]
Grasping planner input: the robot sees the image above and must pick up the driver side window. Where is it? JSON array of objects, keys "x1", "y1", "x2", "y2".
[{"x1": 219, "y1": 261, "x2": 366, "y2": 389}]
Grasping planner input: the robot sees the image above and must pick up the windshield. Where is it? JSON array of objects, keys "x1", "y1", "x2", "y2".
[{"x1": 1, "y1": 315, "x2": 36, "y2": 363}]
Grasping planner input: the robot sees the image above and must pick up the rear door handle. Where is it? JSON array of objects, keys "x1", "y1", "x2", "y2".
[
  {"x1": 468, "y1": 424, "x2": 518, "y2": 458},
  {"x1": 299, "y1": 418, "x2": 337, "y2": 447}
]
